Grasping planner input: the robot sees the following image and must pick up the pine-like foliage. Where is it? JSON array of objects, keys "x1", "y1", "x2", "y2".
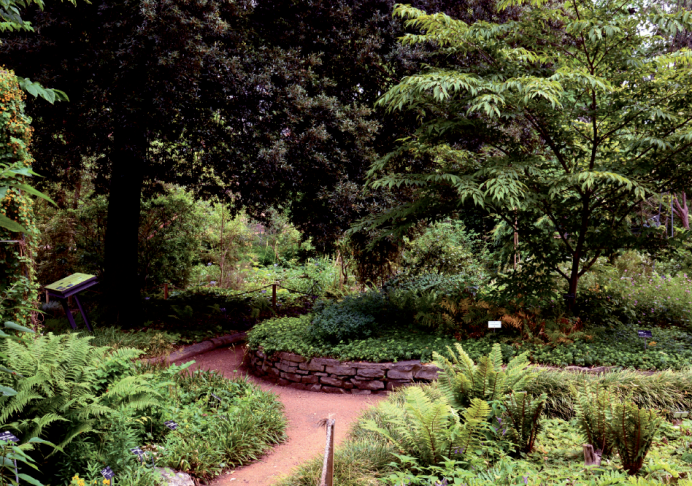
[
  {"x1": 574, "y1": 384, "x2": 613, "y2": 457},
  {"x1": 607, "y1": 399, "x2": 663, "y2": 475},
  {"x1": 434, "y1": 343, "x2": 533, "y2": 410},
  {"x1": 0, "y1": 332, "x2": 159, "y2": 452},
  {"x1": 504, "y1": 391, "x2": 546, "y2": 454},
  {"x1": 362, "y1": 386, "x2": 489, "y2": 466}
]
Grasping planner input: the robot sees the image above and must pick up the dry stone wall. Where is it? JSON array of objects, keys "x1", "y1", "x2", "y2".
[{"x1": 249, "y1": 348, "x2": 442, "y2": 395}]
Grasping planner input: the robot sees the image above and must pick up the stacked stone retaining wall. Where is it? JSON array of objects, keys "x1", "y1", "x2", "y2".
[{"x1": 249, "y1": 348, "x2": 441, "y2": 394}]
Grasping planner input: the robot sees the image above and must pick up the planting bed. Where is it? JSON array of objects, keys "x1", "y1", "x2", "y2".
[{"x1": 248, "y1": 348, "x2": 442, "y2": 394}]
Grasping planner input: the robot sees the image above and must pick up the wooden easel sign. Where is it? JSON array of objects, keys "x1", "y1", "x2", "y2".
[{"x1": 45, "y1": 273, "x2": 98, "y2": 331}]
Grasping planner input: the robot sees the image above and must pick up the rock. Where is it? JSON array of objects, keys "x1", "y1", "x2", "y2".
[
  {"x1": 413, "y1": 366, "x2": 440, "y2": 381},
  {"x1": 565, "y1": 366, "x2": 589, "y2": 373},
  {"x1": 325, "y1": 365, "x2": 357, "y2": 375},
  {"x1": 588, "y1": 366, "x2": 615, "y2": 374},
  {"x1": 279, "y1": 352, "x2": 307, "y2": 363},
  {"x1": 299, "y1": 361, "x2": 326, "y2": 372},
  {"x1": 278, "y1": 378, "x2": 291, "y2": 386},
  {"x1": 356, "y1": 368, "x2": 385, "y2": 379},
  {"x1": 320, "y1": 376, "x2": 344, "y2": 387},
  {"x1": 301, "y1": 374, "x2": 319, "y2": 384},
  {"x1": 347, "y1": 361, "x2": 392, "y2": 370},
  {"x1": 352, "y1": 379, "x2": 385, "y2": 390},
  {"x1": 387, "y1": 369, "x2": 413, "y2": 380},
  {"x1": 295, "y1": 369, "x2": 309, "y2": 375},
  {"x1": 350, "y1": 389, "x2": 372, "y2": 395},
  {"x1": 343, "y1": 382, "x2": 354, "y2": 389},
  {"x1": 155, "y1": 467, "x2": 194, "y2": 486},
  {"x1": 256, "y1": 349, "x2": 266, "y2": 359},
  {"x1": 276, "y1": 361, "x2": 298, "y2": 372},
  {"x1": 305, "y1": 384, "x2": 323, "y2": 392},
  {"x1": 322, "y1": 386, "x2": 348, "y2": 394},
  {"x1": 280, "y1": 372, "x2": 303, "y2": 382},
  {"x1": 388, "y1": 360, "x2": 422, "y2": 372},
  {"x1": 314, "y1": 372, "x2": 328, "y2": 376},
  {"x1": 311, "y1": 357, "x2": 341, "y2": 367}
]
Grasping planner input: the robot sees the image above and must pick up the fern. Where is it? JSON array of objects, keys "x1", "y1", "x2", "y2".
[
  {"x1": 434, "y1": 342, "x2": 533, "y2": 410},
  {"x1": 0, "y1": 333, "x2": 159, "y2": 461},
  {"x1": 362, "y1": 386, "x2": 489, "y2": 466},
  {"x1": 573, "y1": 383, "x2": 613, "y2": 457},
  {"x1": 608, "y1": 398, "x2": 662, "y2": 475},
  {"x1": 504, "y1": 391, "x2": 546, "y2": 454}
]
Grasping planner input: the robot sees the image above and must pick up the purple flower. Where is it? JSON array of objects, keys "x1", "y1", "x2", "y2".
[{"x1": 523, "y1": 477, "x2": 528, "y2": 484}]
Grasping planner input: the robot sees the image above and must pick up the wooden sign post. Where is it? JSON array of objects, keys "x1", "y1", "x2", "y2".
[{"x1": 44, "y1": 273, "x2": 98, "y2": 332}]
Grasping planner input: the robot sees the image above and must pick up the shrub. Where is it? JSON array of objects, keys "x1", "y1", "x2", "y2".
[
  {"x1": 503, "y1": 392, "x2": 546, "y2": 455},
  {"x1": 307, "y1": 293, "x2": 389, "y2": 343}
]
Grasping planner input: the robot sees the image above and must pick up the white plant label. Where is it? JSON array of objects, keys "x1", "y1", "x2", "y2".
[{"x1": 488, "y1": 321, "x2": 502, "y2": 329}]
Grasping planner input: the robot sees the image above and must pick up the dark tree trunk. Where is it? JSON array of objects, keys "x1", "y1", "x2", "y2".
[{"x1": 104, "y1": 127, "x2": 146, "y2": 328}]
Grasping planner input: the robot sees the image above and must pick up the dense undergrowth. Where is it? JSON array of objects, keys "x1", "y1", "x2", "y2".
[
  {"x1": 0, "y1": 331, "x2": 286, "y2": 485},
  {"x1": 278, "y1": 349, "x2": 692, "y2": 486}
]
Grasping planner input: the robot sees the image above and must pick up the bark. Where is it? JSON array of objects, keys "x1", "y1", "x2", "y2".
[
  {"x1": 673, "y1": 192, "x2": 690, "y2": 230},
  {"x1": 103, "y1": 126, "x2": 146, "y2": 327}
]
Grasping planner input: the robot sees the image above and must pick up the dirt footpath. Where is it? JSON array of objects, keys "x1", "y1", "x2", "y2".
[{"x1": 177, "y1": 345, "x2": 385, "y2": 486}]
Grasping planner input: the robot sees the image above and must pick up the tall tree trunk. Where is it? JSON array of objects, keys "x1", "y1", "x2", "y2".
[
  {"x1": 104, "y1": 126, "x2": 146, "y2": 328},
  {"x1": 674, "y1": 192, "x2": 690, "y2": 230}
]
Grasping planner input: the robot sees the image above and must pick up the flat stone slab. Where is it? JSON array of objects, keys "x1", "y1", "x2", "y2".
[{"x1": 155, "y1": 467, "x2": 194, "y2": 486}]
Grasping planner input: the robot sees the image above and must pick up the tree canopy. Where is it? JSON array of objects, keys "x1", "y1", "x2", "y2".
[{"x1": 364, "y1": 0, "x2": 692, "y2": 306}]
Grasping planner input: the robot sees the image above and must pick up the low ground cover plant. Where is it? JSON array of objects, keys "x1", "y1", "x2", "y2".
[
  {"x1": 248, "y1": 313, "x2": 692, "y2": 370},
  {"x1": 279, "y1": 348, "x2": 692, "y2": 485},
  {"x1": 0, "y1": 331, "x2": 286, "y2": 485}
]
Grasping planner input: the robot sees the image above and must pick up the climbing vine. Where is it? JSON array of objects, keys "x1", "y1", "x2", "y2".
[{"x1": 0, "y1": 69, "x2": 40, "y2": 326}]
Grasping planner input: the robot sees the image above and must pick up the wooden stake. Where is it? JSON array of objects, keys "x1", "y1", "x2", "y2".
[
  {"x1": 272, "y1": 283, "x2": 277, "y2": 310},
  {"x1": 583, "y1": 444, "x2": 601, "y2": 466},
  {"x1": 164, "y1": 283, "x2": 169, "y2": 300}
]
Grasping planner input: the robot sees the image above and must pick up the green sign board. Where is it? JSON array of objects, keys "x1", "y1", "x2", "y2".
[{"x1": 45, "y1": 273, "x2": 96, "y2": 292}]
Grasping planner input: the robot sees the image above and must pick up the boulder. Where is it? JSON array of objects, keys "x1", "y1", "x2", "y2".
[{"x1": 155, "y1": 468, "x2": 194, "y2": 486}]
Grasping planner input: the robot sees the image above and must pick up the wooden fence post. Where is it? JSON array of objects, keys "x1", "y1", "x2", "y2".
[
  {"x1": 272, "y1": 283, "x2": 277, "y2": 310},
  {"x1": 164, "y1": 283, "x2": 169, "y2": 300},
  {"x1": 320, "y1": 419, "x2": 335, "y2": 486}
]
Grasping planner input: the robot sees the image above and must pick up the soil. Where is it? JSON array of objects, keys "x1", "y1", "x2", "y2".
[{"x1": 175, "y1": 345, "x2": 385, "y2": 486}]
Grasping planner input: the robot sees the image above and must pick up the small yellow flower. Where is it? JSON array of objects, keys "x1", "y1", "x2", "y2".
[{"x1": 103, "y1": 480, "x2": 110, "y2": 486}]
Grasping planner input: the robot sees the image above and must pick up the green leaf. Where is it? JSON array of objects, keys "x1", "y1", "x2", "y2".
[
  {"x1": 0, "y1": 214, "x2": 25, "y2": 233},
  {"x1": 17, "y1": 474, "x2": 44, "y2": 486},
  {"x1": 14, "y1": 184, "x2": 57, "y2": 206},
  {"x1": 4, "y1": 322, "x2": 34, "y2": 333},
  {"x1": 0, "y1": 385, "x2": 17, "y2": 396}
]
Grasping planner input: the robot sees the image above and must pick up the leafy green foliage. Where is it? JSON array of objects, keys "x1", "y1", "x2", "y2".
[
  {"x1": 574, "y1": 384, "x2": 614, "y2": 457},
  {"x1": 433, "y1": 343, "x2": 533, "y2": 410},
  {"x1": 363, "y1": 386, "x2": 489, "y2": 466},
  {"x1": 608, "y1": 399, "x2": 663, "y2": 475},
  {"x1": 503, "y1": 391, "x2": 546, "y2": 454},
  {"x1": 156, "y1": 371, "x2": 286, "y2": 480},
  {"x1": 307, "y1": 293, "x2": 394, "y2": 343},
  {"x1": 363, "y1": 0, "x2": 692, "y2": 308}
]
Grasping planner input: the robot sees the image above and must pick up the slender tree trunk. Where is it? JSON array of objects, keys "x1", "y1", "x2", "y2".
[
  {"x1": 104, "y1": 126, "x2": 146, "y2": 328},
  {"x1": 673, "y1": 192, "x2": 690, "y2": 230}
]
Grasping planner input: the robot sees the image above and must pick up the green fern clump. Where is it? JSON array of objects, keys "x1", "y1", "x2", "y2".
[
  {"x1": 362, "y1": 386, "x2": 489, "y2": 466},
  {"x1": 433, "y1": 343, "x2": 533, "y2": 410},
  {"x1": 608, "y1": 399, "x2": 663, "y2": 475},
  {"x1": 504, "y1": 391, "x2": 547, "y2": 454},
  {"x1": 0, "y1": 333, "x2": 160, "y2": 469},
  {"x1": 573, "y1": 384, "x2": 614, "y2": 457}
]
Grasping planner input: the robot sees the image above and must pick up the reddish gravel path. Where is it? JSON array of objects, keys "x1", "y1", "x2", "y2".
[{"x1": 175, "y1": 345, "x2": 385, "y2": 486}]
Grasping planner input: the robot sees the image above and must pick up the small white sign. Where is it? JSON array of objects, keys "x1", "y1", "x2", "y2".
[{"x1": 488, "y1": 321, "x2": 502, "y2": 329}]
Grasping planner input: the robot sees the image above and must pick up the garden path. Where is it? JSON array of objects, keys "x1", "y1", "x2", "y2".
[{"x1": 176, "y1": 345, "x2": 385, "y2": 486}]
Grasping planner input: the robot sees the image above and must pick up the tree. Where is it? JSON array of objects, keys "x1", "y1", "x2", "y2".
[{"x1": 365, "y1": 0, "x2": 692, "y2": 308}]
